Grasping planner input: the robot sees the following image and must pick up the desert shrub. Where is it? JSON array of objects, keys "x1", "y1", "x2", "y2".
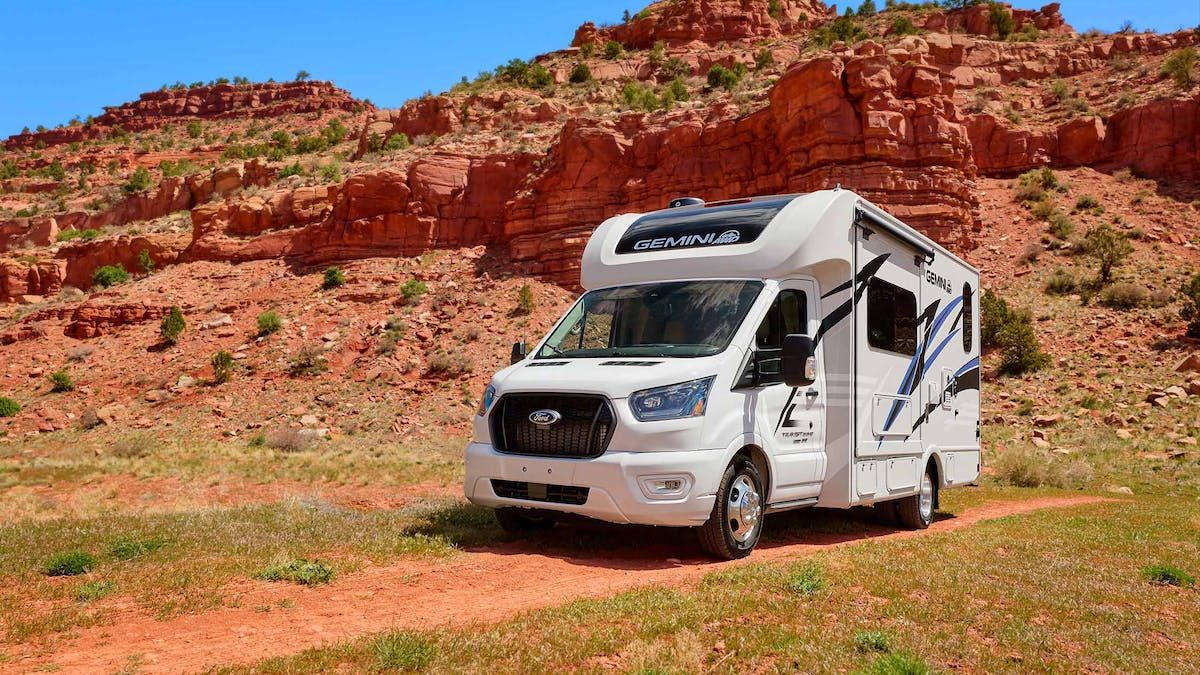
[
  {"x1": 986, "y1": 2, "x2": 1015, "y2": 38},
  {"x1": 318, "y1": 162, "x2": 341, "y2": 183},
  {"x1": 1014, "y1": 184, "x2": 1047, "y2": 204},
  {"x1": 321, "y1": 118, "x2": 349, "y2": 145},
  {"x1": 514, "y1": 283, "x2": 536, "y2": 315},
  {"x1": 706, "y1": 63, "x2": 746, "y2": 91},
  {"x1": 159, "y1": 306, "x2": 185, "y2": 345},
  {"x1": 48, "y1": 369, "x2": 75, "y2": 393},
  {"x1": 980, "y1": 289, "x2": 1012, "y2": 348},
  {"x1": 1030, "y1": 199, "x2": 1056, "y2": 221},
  {"x1": 0, "y1": 159, "x2": 19, "y2": 179},
  {"x1": 859, "y1": 652, "x2": 933, "y2": 675},
  {"x1": 91, "y1": 264, "x2": 128, "y2": 288},
  {"x1": 1143, "y1": 564, "x2": 1195, "y2": 587},
  {"x1": 1018, "y1": 242, "x2": 1041, "y2": 264},
  {"x1": 663, "y1": 78, "x2": 690, "y2": 106},
  {"x1": 56, "y1": 229, "x2": 102, "y2": 242},
  {"x1": 211, "y1": 350, "x2": 235, "y2": 383},
  {"x1": 604, "y1": 40, "x2": 624, "y2": 59},
  {"x1": 854, "y1": 630, "x2": 891, "y2": 653},
  {"x1": 278, "y1": 162, "x2": 304, "y2": 179},
  {"x1": 159, "y1": 159, "x2": 198, "y2": 177},
  {"x1": 1010, "y1": 23, "x2": 1039, "y2": 41},
  {"x1": 288, "y1": 344, "x2": 328, "y2": 376},
  {"x1": 1160, "y1": 47, "x2": 1198, "y2": 89},
  {"x1": 569, "y1": 63, "x2": 593, "y2": 84},
  {"x1": 755, "y1": 48, "x2": 774, "y2": 72},
  {"x1": 108, "y1": 536, "x2": 166, "y2": 560},
  {"x1": 400, "y1": 279, "x2": 428, "y2": 304},
  {"x1": 1046, "y1": 211, "x2": 1075, "y2": 239},
  {"x1": 658, "y1": 56, "x2": 693, "y2": 79},
  {"x1": 1019, "y1": 166, "x2": 1059, "y2": 190},
  {"x1": 1044, "y1": 267, "x2": 1077, "y2": 295},
  {"x1": 810, "y1": 15, "x2": 869, "y2": 47},
  {"x1": 45, "y1": 551, "x2": 96, "y2": 577},
  {"x1": 993, "y1": 446, "x2": 1091, "y2": 488},
  {"x1": 382, "y1": 133, "x2": 410, "y2": 152},
  {"x1": 264, "y1": 427, "x2": 318, "y2": 452},
  {"x1": 648, "y1": 40, "x2": 666, "y2": 67},
  {"x1": 891, "y1": 16, "x2": 919, "y2": 36},
  {"x1": 768, "y1": 0, "x2": 784, "y2": 19},
  {"x1": 0, "y1": 397, "x2": 20, "y2": 417},
  {"x1": 257, "y1": 310, "x2": 283, "y2": 336},
  {"x1": 785, "y1": 561, "x2": 826, "y2": 596},
  {"x1": 997, "y1": 318, "x2": 1050, "y2": 375},
  {"x1": 255, "y1": 559, "x2": 335, "y2": 585},
  {"x1": 857, "y1": 0, "x2": 877, "y2": 16},
  {"x1": 294, "y1": 135, "x2": 329, "y2": 154},
  {"x1": 1098, "y1": 282, "x2": 1148, "y2": 309},
  {"x1": 427, "y1": 349, "x2": 473, "y2": 377},
  {"x1": 111, "y1": 431, "x2": 157, "y2": 458},
  {"x1": 374, "y1": 632, "x2": 434, "y2": 671},
  {"x1": 1081, "y1": 223, "x2": 1133, "y2": 284},
  {"x1": 1049, "y1": 80, "x2": 1069, "y2": 102},
  {"x1": 621, "y1": 82, "x2": 662, "y2": 111},
  {"x1": 322, "y1": 266, "x2": 346, "y2": 289},
  {"x1": 122, "y1": 166, "x2": 153, "y2": 195},
  {"x1": 186, "y1": 121, "x2": 202, "y2": 139},
  {"x1": 1075, "y1": 194, "x2": 1099, "y2": 209},
  {"x1": 1179, "y1": 273, "x2": 1200, "y2": 337},
  {"x1": 137, "y1": 249, "x2": 156, "y2": 274},
  {"x1": 295, "y1": 69, "x2": 311, "y2": 81}
]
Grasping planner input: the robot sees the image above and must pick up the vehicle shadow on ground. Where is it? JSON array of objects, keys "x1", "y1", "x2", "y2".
[{"x1": 403, "y1": 501, "x2": 956, "y2": 571}]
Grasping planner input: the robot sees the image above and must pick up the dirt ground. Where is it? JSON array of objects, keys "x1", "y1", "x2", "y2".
[{"x1": 1, "y1": 494, "x2": 1107, "y2": 674}]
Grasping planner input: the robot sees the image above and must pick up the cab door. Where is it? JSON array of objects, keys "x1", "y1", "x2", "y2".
[{"x1": 746, "y1": 280, "x2": 826, "y2": 503}]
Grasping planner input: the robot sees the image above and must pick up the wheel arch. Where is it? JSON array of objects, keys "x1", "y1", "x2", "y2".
[
  {"x1": 925, "y1": 452, "x2": 943, "y2": 510},
  {"x1": 731, "y1": 443, "x2": 772, "y2": 504}
]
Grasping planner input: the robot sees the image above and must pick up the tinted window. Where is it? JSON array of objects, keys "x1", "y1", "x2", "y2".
[
  {"x1": 867, "y1": 278, "x2": 917, "y2": 355},
  {"x1": 962, "y1": 283, "x2": 974, "y2": 352},
  {"x1": 755, "y1": 290, "x2": 807, "y2": 350},
  {"x1": 614, "y1": 198, "x2": 794, "y2": 254}
]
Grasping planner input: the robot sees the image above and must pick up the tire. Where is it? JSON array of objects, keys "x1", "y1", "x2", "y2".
[
  {"x1": 495, "y1": 507, "x2": 557, "y2": 534},
  {"x1": 698, "y1": 456, "x2": 765, "y2": 560},
  {"x1": 873, "y1": 498, "x2": 898, "y2": 526},
  {"x1": 895, "y1": 464, "x2": 937, "y2": 529}
]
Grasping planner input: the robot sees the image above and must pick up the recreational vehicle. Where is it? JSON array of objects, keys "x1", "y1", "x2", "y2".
[{"x1": 464, "y1": 189, "x2": 981, "y2": 559}]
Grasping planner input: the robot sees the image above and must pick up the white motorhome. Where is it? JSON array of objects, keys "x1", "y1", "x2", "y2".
[{"x1": 465, "y1": 189, "x2": 981, "y2": 558}]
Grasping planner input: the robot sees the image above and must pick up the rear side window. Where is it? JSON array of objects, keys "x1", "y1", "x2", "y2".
[
  {"x1": 962, "y1": 283, "x2": 974, "y2": 352},
  {"x1": 867, "y1": 278, "x2": 917, "y2": 355}
]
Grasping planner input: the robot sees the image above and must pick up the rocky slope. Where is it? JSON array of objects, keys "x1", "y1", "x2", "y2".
[{"x1": 1, "y1": 0, "x2": 1199, "y2": 444}]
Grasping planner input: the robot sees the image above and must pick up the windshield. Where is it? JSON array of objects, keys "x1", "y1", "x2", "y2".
[{"x1": 537, "y1": 280, "x2": 764, "y2": 359}]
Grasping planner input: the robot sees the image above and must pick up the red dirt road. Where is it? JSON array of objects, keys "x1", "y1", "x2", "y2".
[{"x1": 5, "y1": 495, "x2": 1107, "y2": 674}]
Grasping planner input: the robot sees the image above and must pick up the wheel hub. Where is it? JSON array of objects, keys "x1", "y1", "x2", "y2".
[
  {"x1": 919, "y1": 472, "x2": 934, "y2": 522},
  {"x1": 728, "y1": 474, "x2": 761, "y2": 543}
]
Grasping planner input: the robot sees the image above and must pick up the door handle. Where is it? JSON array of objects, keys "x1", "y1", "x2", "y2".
[{"x1": 805, "y1": 389, "x2": 819, "y2": 398}]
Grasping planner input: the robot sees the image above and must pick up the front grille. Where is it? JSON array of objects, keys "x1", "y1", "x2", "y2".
[
  {"x1": 491, "y1": 479, "x2": 590, "y2": 505},
  {"x1": 491, "y1": 393, "x2": 615, "y2": 458}
]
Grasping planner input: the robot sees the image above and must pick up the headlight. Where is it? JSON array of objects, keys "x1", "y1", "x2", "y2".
[
  {"x1": 629, "y1": 377, "x2": 715, "y2": 422},
  {"x1": 476, "y1": 384, "x2": 496, "y2": 416}
]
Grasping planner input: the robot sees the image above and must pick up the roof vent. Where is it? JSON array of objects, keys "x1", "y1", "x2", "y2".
[{"x1": 668, "y1": 197, "x2": 705, "y2": 209}]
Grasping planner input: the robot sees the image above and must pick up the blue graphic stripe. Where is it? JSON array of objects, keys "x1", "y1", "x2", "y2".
[
  {"x1": 882, "y1": 295, "x2": 965, "y2": 432},
  {"x1": 955, "y1": 356, "x2": 980, "y2": 377},
  {"x1": 922, "y1": 329, "x2": 961, "y2": 373}
]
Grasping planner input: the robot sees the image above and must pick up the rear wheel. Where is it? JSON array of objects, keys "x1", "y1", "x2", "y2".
[
  {"x1": 495, "y1": 507, "x2": 557, "y2": 534},
  {"x1": 698, "y1": 457, "x2": 765, "y2": 559},
  {"x1": 896, "y1": 465, "x2": 937, "y2": 529}
]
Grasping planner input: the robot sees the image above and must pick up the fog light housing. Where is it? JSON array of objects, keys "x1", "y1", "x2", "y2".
[{"x1": 639, "y1": 474, "x2": 692, "y2": 499}]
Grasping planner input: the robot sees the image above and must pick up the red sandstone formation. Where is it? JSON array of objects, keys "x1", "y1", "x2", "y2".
[
  {"x1": 4, "y1": 81, "x2": 368, "y2": 151},
  {"x1": 572, "y1": 0, "x2": 834, "y2": 49}
]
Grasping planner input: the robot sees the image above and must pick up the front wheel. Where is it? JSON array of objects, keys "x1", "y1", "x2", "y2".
[
  {"x1": 698, "y1": 457, "x2": 765, "y2": 559},
  {"x1": 895, "y1": 465, "x2": 937, "y2": 529}
]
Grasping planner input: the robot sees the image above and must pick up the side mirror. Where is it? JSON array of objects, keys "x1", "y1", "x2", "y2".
[
  {"x1": 781, "y1": 334, "x2": 816, "y2": 387},
  {"x1": 510, "y1": 341, "x2": 528, "y2": 365}
]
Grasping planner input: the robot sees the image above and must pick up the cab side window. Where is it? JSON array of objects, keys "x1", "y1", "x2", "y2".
[{"x1": 755, "y1": 290, "x2": 807, "y2": 348}]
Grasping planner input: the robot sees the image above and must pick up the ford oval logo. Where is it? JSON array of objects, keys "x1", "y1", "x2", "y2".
[{"x1": 529, "y1": 409, "x2": 562, "y2": 426}]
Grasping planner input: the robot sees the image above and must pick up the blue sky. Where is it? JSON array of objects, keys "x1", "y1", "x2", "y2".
[{"x1": 2, "y1": 0, "x2": 1197, "y2": 138}]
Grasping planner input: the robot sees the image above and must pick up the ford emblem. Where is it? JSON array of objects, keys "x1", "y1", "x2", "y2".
[{"x1": 529, "y1": 409, "x2": 562, "y2": 426}]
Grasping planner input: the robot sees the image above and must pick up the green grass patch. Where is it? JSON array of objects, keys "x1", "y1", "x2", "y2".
[
  {"x1": 785, "y1": 560, "x2": 826, "y2": 596},
  {"x1": 255, "y1": 559, "x2": 336, "y2": 586},
  {"x1": 1143, "y1": 563, "x2": 1194, "y2": 587},
  {"x1": 44, "y1": 550, "x2": 96, "y2": 577},
  {"x1": 373, "y1": 631, "x2": 434, "y2": 671},
  {"x1": 108, "y1": 536, "x2": 167, "y2": 561},
  {"x1": 76, "y1": 579, "x2": 115, "y2": 602}
]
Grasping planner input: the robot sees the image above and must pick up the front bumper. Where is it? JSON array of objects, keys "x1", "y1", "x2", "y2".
[{"x1": 463, "y1": 442, "x2": 728, "y2": 527}]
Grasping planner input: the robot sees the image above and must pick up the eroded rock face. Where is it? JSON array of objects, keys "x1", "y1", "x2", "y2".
[
  {"x1": 4, "y1": 82, "x2": 368, "y2": 150},
  {"x1": 572, "y1": 0, "x2": 834, "y2": 49},
  {"x1": 64, "y1": 302, "x2": 170, "y2": 339}
]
